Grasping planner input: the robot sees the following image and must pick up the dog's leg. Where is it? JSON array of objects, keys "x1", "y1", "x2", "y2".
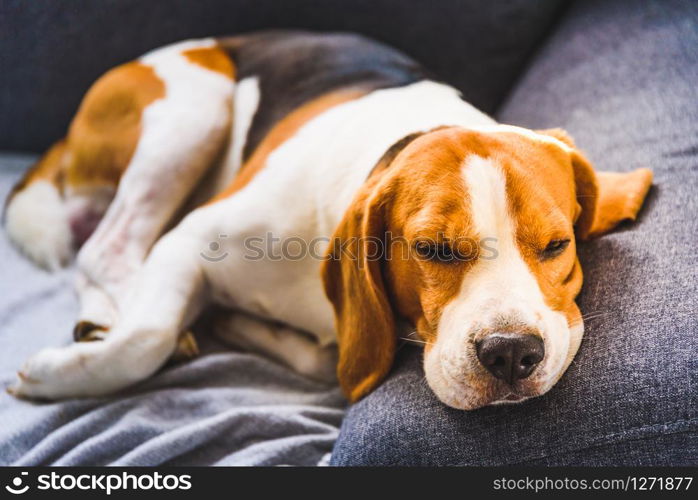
[
  {"x1": 73, "y1": 41, "x2": 234, "y2": 336},
  {"x1": 9, "y1": 147, "x2": 335, "y2": 399},
  {"x1": 9, "y1": 229, "x2": 208, "y2": 399},
  {"x1": 213, "y1": 311, "x2": 338, "y2": 383}
]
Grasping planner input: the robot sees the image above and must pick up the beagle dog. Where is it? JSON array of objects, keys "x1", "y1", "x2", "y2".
[{"x1": 4, "y1": 32, "x2": 652, "y2": 409}]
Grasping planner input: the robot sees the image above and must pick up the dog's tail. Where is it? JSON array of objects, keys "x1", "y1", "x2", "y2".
[{"x1": 3, "y1": 140, "x2": 77, "y2": 270}]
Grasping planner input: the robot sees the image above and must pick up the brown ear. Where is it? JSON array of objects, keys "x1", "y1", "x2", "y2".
[
  {"x1": 321, "y1": 175, "x2": 396, "y2": 403},
  {"x1": 538, "y1": 128, "x2": 653, "y2": 240}
]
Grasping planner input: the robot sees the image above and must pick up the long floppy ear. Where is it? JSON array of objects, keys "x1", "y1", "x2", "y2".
[
  {"x1": 321, "y1": 175, "x2": 396, "y2": 403},
  {"x1": 538, "y1": 128, "x2": 653, "y2": 240}
]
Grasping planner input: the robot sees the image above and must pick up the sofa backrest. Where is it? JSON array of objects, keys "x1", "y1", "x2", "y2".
[{"x1": 0, "y1": 0, "x2": 567, "y2": 152}]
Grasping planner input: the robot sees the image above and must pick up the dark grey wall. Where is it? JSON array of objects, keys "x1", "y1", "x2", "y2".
[{"x1": 0, "y1": 0, "x2": 566, "y2": 153}]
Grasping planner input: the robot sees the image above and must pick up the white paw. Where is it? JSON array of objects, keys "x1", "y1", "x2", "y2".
[
  {"x1": 8, "y1": 348, "x2": 70, "y2": 400},
  {"x1": 7, "y1": 325, "x2": 179, "y2": 401},
  {"x1": 7, "y1": 344, "x2": 102, "y2": 400}
]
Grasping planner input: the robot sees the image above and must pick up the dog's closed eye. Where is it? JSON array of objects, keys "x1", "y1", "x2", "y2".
[
  {"x1": 540, "y1": 238, "x2": 570, "y2": 260},
  {"x1": 415, "y1": 241, "x2": 458, "y2": 263}
]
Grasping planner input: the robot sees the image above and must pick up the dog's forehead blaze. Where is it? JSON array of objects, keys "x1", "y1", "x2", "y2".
[
  {"x1": 485, "y1": 131, "x2": 582, "y2": 318},
  {"x1": 382, "y1": 128, "x2": 582, "y2": 338},
  {"x1": 390, "y1": 128, "x2": 577, "y2": 220}
]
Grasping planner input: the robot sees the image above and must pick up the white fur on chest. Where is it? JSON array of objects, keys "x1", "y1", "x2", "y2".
[{"x1": 182, "y1": 80, "x2": 496, "y2": 344}]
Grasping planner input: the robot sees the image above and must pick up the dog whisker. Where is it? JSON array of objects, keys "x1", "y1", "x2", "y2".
[
  {"x1": 581, "y1": 311, "x2": 612, "y2": 321},
  {"x1": 570, "y1": 311, "x2": 612, "y2": 329},
  {"x1": 399, "y1": 336, "x2": 431, "y2": 346}
]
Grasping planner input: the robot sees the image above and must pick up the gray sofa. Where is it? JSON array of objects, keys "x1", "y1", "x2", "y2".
[{"x1": 0, "y1": 0, "x2": 695, "y2": 465}]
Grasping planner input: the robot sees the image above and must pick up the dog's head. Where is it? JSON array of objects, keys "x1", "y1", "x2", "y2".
[{"x1": 322, "y1": 126, "x2": 652, "y2": 409}]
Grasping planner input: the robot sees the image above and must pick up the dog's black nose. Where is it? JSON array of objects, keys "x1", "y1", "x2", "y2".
[{"x1": 476, "y1": 334, "x2": 544, "y2": 384}]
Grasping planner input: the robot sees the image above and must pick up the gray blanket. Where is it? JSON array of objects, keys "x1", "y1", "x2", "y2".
[{"x1": 0, "y1": 154, "x2": 345, "y2": 465}]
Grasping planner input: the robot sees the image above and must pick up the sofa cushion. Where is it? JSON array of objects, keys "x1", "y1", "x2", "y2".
[
  {"x1": 0, "y1": 0, "x2": 566, "y2": 152},
  {"x1": 331, "y1": 0, "x2": 697, "y2": 465}
]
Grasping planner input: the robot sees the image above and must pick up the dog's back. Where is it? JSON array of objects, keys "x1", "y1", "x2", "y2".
[{"x1": 219, "y1": 31, "x2": 431, "y2": 160}]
